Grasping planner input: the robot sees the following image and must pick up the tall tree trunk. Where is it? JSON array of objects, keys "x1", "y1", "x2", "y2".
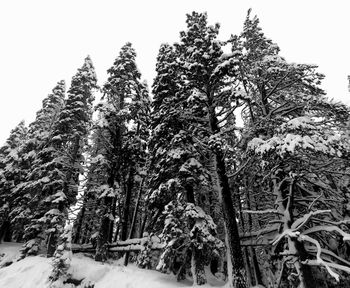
[
  {"x1": 121, "y1": 167, "x2": 135, "y2": 241},
  {"x1": 245, "y1": 185, "x2": 263, "y2": 286},
  {"x1": 47, "y1": 232, "x2": 57, "y2": 257},
  {"x1": 73, "y1": 197, "x2": 87, "y2": 244},
  {"x1": 207, "y1": 102, "x2": 247, "y2": 288},
  {"x1": 108, "y1": 197, "x2": 117, "y2": 242},
  {"x1": 124, "y1": 178, "x2": 144, "y2": 266},
  {"x1": 191, "y1": 249, "x2": 207, "y2": 285},
  {"x1": 185, "y1": 184, "x2": 195, "y2": 204},
  {"x1": 128, "y1": 179, "x2": 144, "y2": 240},
  {"x1": 113, "y1": 204, "x2": 122, "y2": 242},
  {"x1": 94, "y1": 200, "x2": 110, "y2": 262},
  {"x1": 121, "y1": 166, "x2": 135, "y2": 266},
  {"x1": 139, "y1": 214, "x2": 147, "y2": 238}
]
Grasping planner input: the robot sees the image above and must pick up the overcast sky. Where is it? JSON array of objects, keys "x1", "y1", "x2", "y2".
[{"x1": 0, "y1": 0, "x2": 349, "y2": 145}]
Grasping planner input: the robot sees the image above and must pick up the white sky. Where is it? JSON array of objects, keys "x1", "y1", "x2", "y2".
[{"x1": 1, "y1": 0, "x2": 349, "y2": 145}]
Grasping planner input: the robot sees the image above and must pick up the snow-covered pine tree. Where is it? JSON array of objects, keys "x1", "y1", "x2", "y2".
[
  {"x1": 103, "y1": 43, "x2": 151, "y2": 247},
  {"x1": 8, "y1": 81, "x2": 66, "y2": 250},
  {"x1": 20, "y1": 81, "x2": 67, "y2": 256},
  {"x1": 21, "y1": 57, "x2": 97, "y2": 257},
  {"x1": 71, "y1": 43, "x2": 150, "y2": 262},
  {"x1": 72, "y1": 125, "x2": 108, "y2": 246},
  {"x1": 49, "y1": 223, "x2": 73, "y2": 287},
  {"x1": 0, "y1": 121, "x2": 28, "y2": 242},
  {"x1": 157, "y1": 199, "x2": 223, "y2": 285},
  {"x1": 146, "y1": 41, "x2": 221, "y2": 284},
  {"x1": 174, "y1": 11, "x2": 247, "y2": 287},
  {"x1": 45, "y1": 57, "x2": 97, "y2": 256},
  {"x1": 147, "y1": 43, "x2": 199, "y2": 218},
  {"x1": 232, "y1": 10, "x2": 350, "y2": 287}
]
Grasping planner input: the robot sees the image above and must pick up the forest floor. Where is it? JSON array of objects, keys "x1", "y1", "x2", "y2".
[{"x1": 0, "y1": 242, "x2": 228, "y2": 288}]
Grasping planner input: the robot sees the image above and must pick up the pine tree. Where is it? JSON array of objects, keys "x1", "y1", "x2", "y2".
[
  {"x1": 174, "y1": 11, "x2": 246, "y2": 287},
  {"x1": 71, "y1": 44, "x2": 150, "y2": 262},
  {"x1": 147, "y1": 43, "x2": 202, "y2": 219},
  {"x1": 21, "y1": 57, "x2": 97, "y2": 257},
  {"x1": 72, "y1": 126, "x2": 108, "y2": 246},
  {"x1": 232, "y1": 10, "x2": 350, "y2": 287},
  {"x1": 0, "y1": 121, "x2": 28, "y2": 242},
  {"x1": 49, "y1": 224, "x2": 73, "y2": 287},
  {"x1": 8, "y1": 81, "x2": 66, "y2": 246},
  {"x1": 157, "y1": 200, "x2": 223, "y2": 285},
  {"x1": 147, "y1": 41, "x2": 223, "y2": 284}
]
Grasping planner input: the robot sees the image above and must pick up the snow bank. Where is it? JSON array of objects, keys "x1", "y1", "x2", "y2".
[
  {"x1": 0, "y1": 242, "x2": 22, "y2": 267},
  {"x1": 0, "y1": 243, "x2": 225, "y2": 288},
  {"x1": 0, "y1": 254, "x2": 52, "y2": 288}
]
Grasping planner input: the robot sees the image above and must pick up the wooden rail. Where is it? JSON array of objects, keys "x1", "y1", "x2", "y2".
[{"x1": 71, "y1": 233, "x2": 271, "y2": 254}]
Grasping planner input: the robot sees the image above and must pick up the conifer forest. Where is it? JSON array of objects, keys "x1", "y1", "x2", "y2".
[{"x1": 1, "y1": 11, "x2": 350, "y2": 288}]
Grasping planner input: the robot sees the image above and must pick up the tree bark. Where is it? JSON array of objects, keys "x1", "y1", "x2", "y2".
[
  {"x1": 207, "y1": 101, "x2": 247, "y2": 288},
  {"x1": 121, "y1": 167, "x2": 135, "y2": 241},
  {"x1": 124, "y1": 178, "x2": 143, "y2": 266},
  {"x1": 191, "y1": 249, "x2": 207, "y2": 285},
  {"x1": 121, "y1": 166, "x2": 135, "y2": 266},
  {"x1": 73, "y1": 198, "x2": 87, "y2": 244},
  {"x1": 94, "y1": 205, "x2": 110, "y2": 262},
  {"x1": 47, "y1": 232, "x2": 57, "y2": 257}
]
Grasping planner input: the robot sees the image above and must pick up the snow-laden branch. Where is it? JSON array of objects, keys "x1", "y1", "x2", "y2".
[
  {"x1": 305, "y1": 260, "x2": 350, "y2": 278},
  {"x1": 291, "y1": 210, "x2": 331, "y2": 230},
  {"x1": 303, "y1": 225, "x2": 350, "y2": 241},
  {"x1": 242, "y1": 209, "x2": 283, "y2": 216},
  {"x1": 312, "y1": 218, "x2": 350, "y2": 227},
  {"x1": 299, "y1": 234, "x2": 340, "y2": 281},
  {"x1": 271, "y1": 229, "x2": 300, "y2": 246},
  {"x1": 308, "y1": 192, "x2": 323, "y2": 210},
  {"x1": 306, "y1": 246, "x2": 350, "y2": 267}
]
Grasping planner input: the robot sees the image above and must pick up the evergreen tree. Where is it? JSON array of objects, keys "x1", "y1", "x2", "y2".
[
  {"x1": 174, "y1": 11, "x2": 246, "y2": 287},
  {"x1": 22, "y1": 57, "x2": 97, "y2": 257},
  {"x1": 147, "y1": 43, "x2": 204, "y2": 220},
  {"x1": 71, "y1": 44, "x2": 150, "y2": 262},
  {"x1": 0, "y1": 121, "x2": 28, "y2": 242},
  {"x1": 147, "y1": 40, "x2": 223, "y2": 284},
  {"x1": 157, "y1": 200, "x2": 223, "y2": 285},
  {"x1": 49, "y1": 224, "x2": 73, "y2": 287},
  {"x1": 8, "y1": 81, "x2": 66, "y2": 246},
  {"x1": 232, "y1": 10, "x2": 350, "y2": 287}
]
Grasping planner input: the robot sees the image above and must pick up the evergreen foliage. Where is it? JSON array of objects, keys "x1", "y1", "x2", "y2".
[{"x1": 0, "y1": 10, "x2": 350, "y2": 288}]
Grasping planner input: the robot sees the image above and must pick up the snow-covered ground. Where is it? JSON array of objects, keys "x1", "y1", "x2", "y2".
[{"x1": 0, "y1": 242, "x2": 225, "y2": 288}]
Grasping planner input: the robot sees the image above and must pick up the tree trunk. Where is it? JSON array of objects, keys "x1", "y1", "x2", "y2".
[
  {"x1": 207, "y1": 102, "x2": 247, "y2": 288},
  {"x1": 191, "y1": 249, "x2": 207, "y2": 285},
  {"x1": 121, "y1": 167, "x2": 135, "y2": 241},
  {"x1": 128, "y1": 179, "x2": 144, "y2": 240},
  {"x1": 139, "y1": 214, "x2": 147, "y2": 238},
  {"x1": 108, "y1": 197, "x2": 117, "y2": 243},
  {"x1": 73, "y1": 198, "x2": 87, "y2": 244},
  {"x1": 47, "y1": 232, "x2": 57, "y2": 257},
  {"x1": 124, "y1": 179, "x2": 143, "y2": 266},
  {"x1": 245, "y1": 185, "x2": 263, "y2": 286},
  {"x1": 113, "y1": 204, "x2": 122, "y2": 242},
  {"x1": 94, "y1": 205, "x2": 110, "y2": 262},
  {"x1": 121, "y1": 167, "x2": 135, "y2": 266},
  {"x1": 185, "y1": 184, "x2": 195, "y2": 204}
]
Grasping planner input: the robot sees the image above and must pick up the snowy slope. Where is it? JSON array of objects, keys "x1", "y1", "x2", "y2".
[{"x1": 0, "y1": 242, "x2": 225, "y2": 288}]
